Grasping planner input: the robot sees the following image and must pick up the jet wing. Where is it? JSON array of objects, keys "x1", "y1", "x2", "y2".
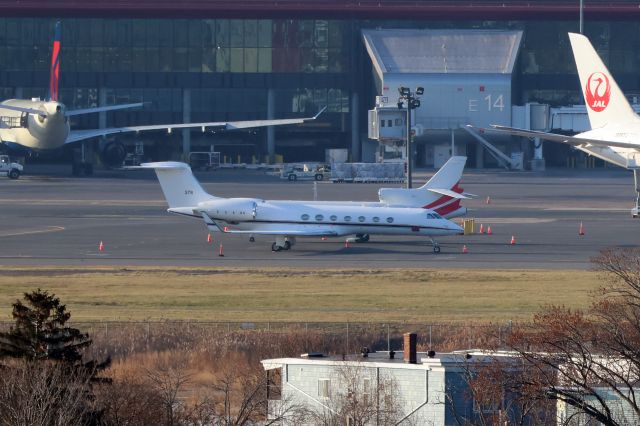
[
  {"x1": 201, "y1": 212, "x2": 337, "y2": 237},
  {"x1": 65, "y1": 107, "x2": 326, "y2": 144},
  {"x1": 486, "y1": 125, "x2": 640, "y2": 150}
]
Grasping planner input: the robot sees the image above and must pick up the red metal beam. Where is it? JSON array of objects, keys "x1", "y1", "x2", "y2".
[{"x1": 0, "y1": 0, "x2": 638, "y2": 20}]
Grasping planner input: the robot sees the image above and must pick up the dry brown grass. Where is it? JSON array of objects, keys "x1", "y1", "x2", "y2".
[{"x1": 0, "y1": 267, "x2": 599, "y2": 322}]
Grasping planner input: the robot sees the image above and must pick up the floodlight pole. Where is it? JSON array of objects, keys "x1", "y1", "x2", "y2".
[
  {"x1": 398, "y1": 87, "x2": 422, "y2": 189},
  {"x1": 406, "y1": 99, "x2": 412, "y2": 189},
  {"x1": 579, "y1": 0, "x2": 584, "y2": 34}
]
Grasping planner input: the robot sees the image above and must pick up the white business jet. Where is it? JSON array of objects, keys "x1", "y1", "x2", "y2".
[
  {"x1": 1, "y1": 22, "x2": 324, "y2": 172},
  {"x1": 141, "y1": 162, "x2": 463, "y2": 253},
  {"x1": 480, "y1": 32, "x2": 640, "y2": 217}
]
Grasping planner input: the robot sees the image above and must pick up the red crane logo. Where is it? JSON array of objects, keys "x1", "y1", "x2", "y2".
[{"x1": 585, "y1": 72, "x2": 611, "y2": 112}]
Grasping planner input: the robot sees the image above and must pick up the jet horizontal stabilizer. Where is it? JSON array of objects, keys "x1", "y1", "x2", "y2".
[{"x1": 427, "y1": 188, "x2": 473, "y2": 199}]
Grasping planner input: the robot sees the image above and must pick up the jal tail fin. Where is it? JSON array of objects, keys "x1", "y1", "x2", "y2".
[
  {"x1": 48, "y1": 21, "x2": 61, "y2": 102},
  {"x1": 138, "y1": 162, "x2": 215, "y2": 208},
  {"x1": 568, "y1": 32, "x2": 640, "y2": 129}
]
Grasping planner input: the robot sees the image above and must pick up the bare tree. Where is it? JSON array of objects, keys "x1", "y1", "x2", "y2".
[
  {"x1": 0, "y1": 360, "x2": 96, "y2": 426},
  {"x1": 503, "y1": 248, "x2": 640, "y2": 426},
  {"x1": 306, "y1": 361, "x2": 404, "y2": 426},
  {"x1": 145, "y1": 359, "x2": 192, "y2": 426}
]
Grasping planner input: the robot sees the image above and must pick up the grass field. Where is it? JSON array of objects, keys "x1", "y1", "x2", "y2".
[{"x1": 0, "y1": 267, "x2": 603, "y2": 323}]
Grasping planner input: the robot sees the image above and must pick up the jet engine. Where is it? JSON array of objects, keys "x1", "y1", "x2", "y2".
[{"x1": 100, "y1": 141, "x2": 126, "y2": 168}]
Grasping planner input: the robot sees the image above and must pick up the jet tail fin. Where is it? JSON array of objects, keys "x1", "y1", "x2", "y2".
[
  {"x1": 377, "y1": 156, "x2": 469, "y2": 218},
  {"x1": 49, "y1": 21, "x2": 61, "y2": 102},
  {"x1": 568, "y1": 32, "x2": 640, "y2": 129},
  {"x1": 137, "y1": 162, "x2": 215, "y2": 208}
]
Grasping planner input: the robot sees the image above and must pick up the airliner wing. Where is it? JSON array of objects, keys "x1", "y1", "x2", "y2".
[
  {"x1": 66, "y1": 102, "x2": 145, "y2": 116},
  {"x1": 488, "y1": 125, "x2": 640, "y2": 150},
  {"x1": 65, "y1": 107, "x2": 326, "y2": 144}
]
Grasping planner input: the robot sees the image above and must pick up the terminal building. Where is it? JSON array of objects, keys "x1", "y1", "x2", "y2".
[{"x1": 1, "y1": 1, "x2": 640, "y2": 168}]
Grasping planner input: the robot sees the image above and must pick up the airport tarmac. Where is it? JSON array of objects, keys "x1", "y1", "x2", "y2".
[{"x1": 0, "y1": 166, "x2": 637, "y2": 269}]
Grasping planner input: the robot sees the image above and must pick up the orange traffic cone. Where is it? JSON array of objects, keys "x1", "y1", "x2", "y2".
[
  {"x1": 486, "y1": 196, "x2": 491, "y2": 205},
  {"x1": 510, "y1": 235, "x2": 516, "y2": 245},
  {"x1": 462, "y1": 244, "x2": 469, "y2": 254},
  {"x1": 321, "y1": 237, "x2": 327, "y2": 241},
  {"x1": 487, "y1": 226, "x2": 492, "y2": 235},
  {"x1": 207, "y1": 233, "x2": 212, "y2": 243},
  {"x1": 479, "y1": 224, "x2": 485, "y2": 234},
  {"x1": 218, "y1": 243, "x2": 224, "y2": 257},
  {"x1": 344, "y1": 240, "x2": 350, "y2": 248},
  {"x1": 579, "y1": 222, "x2": 585, "y2": 236},
  {"x1": 98, "y1": 241, "x2": 104, "y2": 252}
]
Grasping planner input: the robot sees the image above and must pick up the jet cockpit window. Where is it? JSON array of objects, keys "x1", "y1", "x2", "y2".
[
  {"x1": 315, "y1": 214, "x2": 324, "y2": 221},
  {"x1": 301, "y1": 214, "x2": 310, "y2": 221},
  {"x1": 427, "y1": 213, "x2": 435, "y2": 219}
]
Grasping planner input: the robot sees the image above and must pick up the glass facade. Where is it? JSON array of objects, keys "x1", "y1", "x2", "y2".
[{"x1": 0, "y1": 16, "x2": 639, "y2": 163}]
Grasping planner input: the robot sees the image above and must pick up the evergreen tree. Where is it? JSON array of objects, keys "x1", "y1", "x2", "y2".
[{"x1": 0, "y1": 288, "x2": 110, "y2": 380}]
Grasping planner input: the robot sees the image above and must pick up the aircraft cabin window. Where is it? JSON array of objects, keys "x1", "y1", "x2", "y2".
[
  {"x1": 358, "y1": 216, "x2": 365, "y2": 222},
  {"x1": 373, "y1": 217, "x2": 380, "y2": 223},
  {"x1": 315, "y1": 214, "x2": 324, "y2": 221},
  {"x1": 301, "y1": 214, "x2": 310, "y2": 220},
  {"x1": 344, "y1": 216, "x2": 351, "y2": 222},
  {"x1": 330, "y1": 215, "x2": 337, "y2": 221},
  {"x1": 386, "y1": 217, "x2": 394, "y2": 223}
]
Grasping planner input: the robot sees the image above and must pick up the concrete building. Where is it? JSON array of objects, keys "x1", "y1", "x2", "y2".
[{"x1": 2, "y1": 1, "x2": 640, "y2": 167}]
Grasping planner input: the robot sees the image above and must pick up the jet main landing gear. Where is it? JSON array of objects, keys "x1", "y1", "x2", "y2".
[
  {"x1": 430, "y1": 238, "x2": 441, "y2": 254},
  {"x1": 271, "y1": 236, "x2": 295, "y2": 252},
  {"x1": 633, "y1": 169, "x2": 640, "y2": 218}
]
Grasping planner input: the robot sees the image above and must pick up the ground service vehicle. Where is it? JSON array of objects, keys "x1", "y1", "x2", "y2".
[{"x1": 0, "y1": 155, "x2": 22, "y2": 179}]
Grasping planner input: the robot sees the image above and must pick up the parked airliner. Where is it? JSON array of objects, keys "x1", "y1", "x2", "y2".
[
  {"x1": 141, "y1": 162, "x2": 463, "y2": 252},
  {"x1": 480, "y1": 32, "x2": 640, "y2": 217},
  {"x1": 1, "y1": 22, "x2": 323, "y2": 173}
]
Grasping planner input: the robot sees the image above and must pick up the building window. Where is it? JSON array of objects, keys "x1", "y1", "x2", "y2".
[
  {"x1": 373, "y1": 217, "x2": 380, "y2": 223},
  {"x1": 358, "y1": 216, "x2": 365, "y2": 223},
  {"x1": 344, "y1": 216, "x2": 351, "y2": 222},
  {"x1": 386, "y1": 217, "x2": 394, "y2": 223},
  {"x1": 315, "y1": 214, "x2": 324, "y2": 221},
  {"x1": 318, "y1": 379, "x2": 330, "y2": 399},
  {"x1": 380, "y1": 120, "x2": 385, "y2": 128},
  {"x1": 387, "y1": 120, "x2": 392, "y2": 127},
  {"x1": 301, "y1": 214, "x2": 309, "y2": 221},
  {"x1": 330, "y1": 215, "x2": 337, "y2": 221}
]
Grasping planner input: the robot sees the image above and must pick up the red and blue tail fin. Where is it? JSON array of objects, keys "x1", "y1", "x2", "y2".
[{"x1": 48, "y1": 21, "x2": 61, "y2": 102}]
